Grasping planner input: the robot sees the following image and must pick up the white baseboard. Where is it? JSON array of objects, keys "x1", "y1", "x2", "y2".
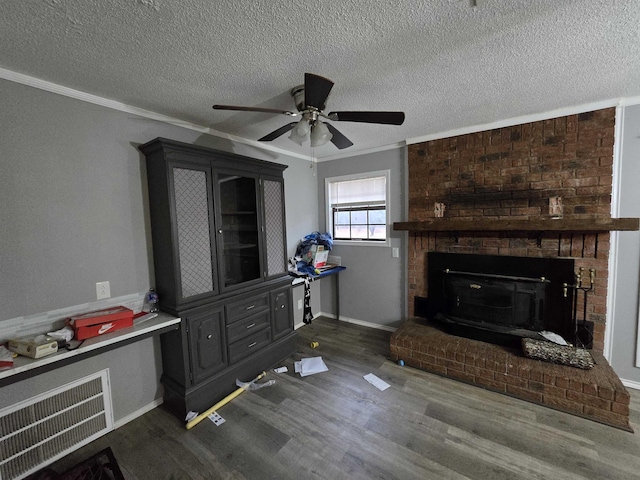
[
  {"x1": 114, "y1": 397, "x2": 164, "y2": 429},
  {"x1": 318, "y1": 312, "x2": 397, "y2": 332},
  {"x1": 621, "y1": 378, "x2": 640, "y2": 391}
]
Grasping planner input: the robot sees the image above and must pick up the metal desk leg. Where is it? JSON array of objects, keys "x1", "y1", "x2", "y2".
[{"x1": 335, "y1": 272, "x2": 340, "y2": 327}]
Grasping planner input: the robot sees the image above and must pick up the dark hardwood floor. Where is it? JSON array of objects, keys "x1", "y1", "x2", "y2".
[{"x1": 47, "y1": 317, "x2": 640, "y2": 479}]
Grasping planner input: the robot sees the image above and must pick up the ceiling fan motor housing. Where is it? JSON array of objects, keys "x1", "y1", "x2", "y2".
[{"x1": 291, "y1": 85, "x2": 306, "y2": 111}]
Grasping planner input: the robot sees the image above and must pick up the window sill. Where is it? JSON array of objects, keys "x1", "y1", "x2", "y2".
[{"x1": 333, "y1": 239, "x2": 390, "y2": 247}]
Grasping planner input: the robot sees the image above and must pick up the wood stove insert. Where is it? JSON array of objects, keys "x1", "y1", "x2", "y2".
[{"x1": 426, "y1": 252, "x2": 576, "y2": 345}]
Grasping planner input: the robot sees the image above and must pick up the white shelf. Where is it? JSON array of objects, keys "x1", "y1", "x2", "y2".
[{"x1": 1, "y1": 313, "x2": 180, "y2": 386}]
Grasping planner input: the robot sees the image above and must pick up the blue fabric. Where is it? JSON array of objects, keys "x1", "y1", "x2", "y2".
[{"x1": 295, "y1": 231, "x2": 333, "y2": 260}]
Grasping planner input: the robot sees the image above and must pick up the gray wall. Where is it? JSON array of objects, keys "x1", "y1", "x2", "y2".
[
  {"x1": 316, "y1": 147, "x2": 407, "y2": 329},
  {"x1": 609, "y1": 103, "x2": 640, "y2": 384},
  {"x1": 0, "y1": 79, "x2": 317, "y2": 419}
]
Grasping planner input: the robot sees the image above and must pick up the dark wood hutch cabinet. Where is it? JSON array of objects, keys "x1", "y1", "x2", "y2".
[{"x1": 139, "y1": 138, "x2": 296, "y2": 418}]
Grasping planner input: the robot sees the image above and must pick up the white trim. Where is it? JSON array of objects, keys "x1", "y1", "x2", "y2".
[
  {"x1": 406, "y1": 99, "x2": 622, "y2": 146},
  {"x1": 0, "y1": 67, "x2": 312, "y2": 162},
  {"x1": 318, "y1": 141, "x2": 407, "y2": 162},
  {"x1": 606, "y1": 230, "x2": 619, "y2": 363},
  {"x1": 319, "y1": 312, "x2": 397, "y2": 332},
  {"x1": 619, "y1": 95, "x2": 640, "y2": 107},
  {"x1": 621, "y1": 378, "x2": 640, "y2": 391},
  {"x1": 605, "y1": 106, "x2": 625, "y2": 362},
  {"x1": 325, "y1": 169, "x2": 392, "y2": 247},
  {"x1": 295, "y1": 312, "x2": 397, "y2": 332},
  {"x1": 611, "y1": 106, "x2": 624, "y2": 218},
  {"x1": 114, "y1": 397, "x2": 164, "y2": 429}
]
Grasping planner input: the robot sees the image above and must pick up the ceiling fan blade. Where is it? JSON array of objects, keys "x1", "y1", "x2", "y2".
[
  {"x1": 325, "y1": 124, "x2": 354, "y2": 150},
  {"x1": 328, "y1": 111, "x2": 405, "y2": 125},
  {"x1": 304, "y1": 73, "x2": 334, "y2": 110},
  {"x1": 258, "y1": 122, "x2": 297, "y2": 141},
  {"x1": 213, "y1": 104, "x2": 297, "y2": 116}
]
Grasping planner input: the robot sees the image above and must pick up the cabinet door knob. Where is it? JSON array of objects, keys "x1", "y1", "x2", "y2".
[
  {"x1": 218, "y1": 229, "x2": 223, "y2": 234},
  {"x1": 207, "y1": 334, "x2": 212, "y2": 339},
  {"x1": 280, "y1": 304, "x2": 285, "y2": 309}
]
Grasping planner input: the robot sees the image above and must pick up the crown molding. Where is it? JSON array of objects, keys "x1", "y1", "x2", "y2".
[
  {"x1": 0, "y1": 67, "x2": 312, "y2": 162},
  {"x1": 406, "y1": 98, "x2": 623, "y2": 146}
]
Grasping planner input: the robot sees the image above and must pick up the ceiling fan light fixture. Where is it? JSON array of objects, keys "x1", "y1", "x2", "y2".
[
  {"x1": 310, "y1": 120, "x2": 332, "y2": 147},
  {"x1": 288, "y1": 119, "x2": 309, "y2": 145}
]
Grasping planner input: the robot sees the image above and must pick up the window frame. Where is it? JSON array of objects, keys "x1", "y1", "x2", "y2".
[{"x1": 325, "y1": 170, "x2": 391, "y2": 247}]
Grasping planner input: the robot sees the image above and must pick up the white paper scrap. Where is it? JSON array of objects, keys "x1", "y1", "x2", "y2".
[
  {"x1": 274, "y1": 366, "x2": 288, "y2": 373},
  {"x1": 539, "y1": 331, "x2": 568, "y2": 346},
  {"x1": 364, "y1": 373, "x2": 390, "y2": 391},
  {"x1": 208, "y1": 411, "x2": 225, "y2": 426},
  {"x1": 295, "y1": 356, "x2": 328, "y2": 377},
  {"x1": 185, "y1": 411, "x2": 198, "y2": 422}
]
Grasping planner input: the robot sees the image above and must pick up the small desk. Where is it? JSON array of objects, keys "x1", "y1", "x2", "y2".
[
  {"x1": 0, "y1": 313, "x2": 181, "y2": 388},
  {"x1": 291, "y1": 266, "x2": 346, "y2": 323}
]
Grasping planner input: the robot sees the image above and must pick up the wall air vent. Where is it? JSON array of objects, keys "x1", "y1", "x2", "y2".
[{"x1": 0, "y1": 370, "x2": 113, "y2": 480}]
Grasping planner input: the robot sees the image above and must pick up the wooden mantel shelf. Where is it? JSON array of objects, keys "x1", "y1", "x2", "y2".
[{"x1": 393, "y1": 217, "x2": 640, "y2": 233}]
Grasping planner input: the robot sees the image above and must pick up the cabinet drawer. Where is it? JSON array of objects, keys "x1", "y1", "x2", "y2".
[
  {"x1": 227, "y1": 311, "x2": 270, "y2": 344},
  {"x1": 228, "y1": 327, "x2": 271, "y2": 365},
  {"x1": 226, "y1": 293, "x2": 269, "y2": 324}
]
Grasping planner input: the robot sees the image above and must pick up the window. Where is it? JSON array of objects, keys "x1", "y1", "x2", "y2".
[{"x1": 325, "y1": 170, "x2": 390, "y2": 245}]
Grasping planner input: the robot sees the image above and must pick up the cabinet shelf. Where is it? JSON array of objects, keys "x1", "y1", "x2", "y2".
[
  {"x1": 223, "y1": 243, "x2": 258, "y2": 251},
  {"x1": 222, "y1": 225, "x2": 259, "y2": 232}
]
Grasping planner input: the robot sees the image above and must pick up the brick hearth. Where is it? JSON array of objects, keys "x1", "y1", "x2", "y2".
[{"x1": 390, "y1": 319, "x2": 632, "y2": 431}]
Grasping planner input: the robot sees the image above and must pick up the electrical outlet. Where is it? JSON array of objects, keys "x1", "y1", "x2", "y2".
[
  {"x1": 96, "y1": 281, "x2": 111, "y2": 300},
  {"x1": 297, "y1": 299, "x2": 303, "y2": 310}
]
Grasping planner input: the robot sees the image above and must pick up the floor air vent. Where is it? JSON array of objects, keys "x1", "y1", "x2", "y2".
[{"x1": 0, "y1": 370, "x2": 113, "y2": 480}]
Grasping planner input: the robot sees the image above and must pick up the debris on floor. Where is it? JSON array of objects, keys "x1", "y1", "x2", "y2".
[
  {"x1": 295, "y1": 356, "x2": 328, "y2": 377},
  {"x1": 363, "y1": 373, "x2": 390, "y2": 391}
]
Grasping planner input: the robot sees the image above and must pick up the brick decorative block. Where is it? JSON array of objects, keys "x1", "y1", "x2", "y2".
[{"x1": 390, "y1": 319, "x2": 632, "y2": 432}]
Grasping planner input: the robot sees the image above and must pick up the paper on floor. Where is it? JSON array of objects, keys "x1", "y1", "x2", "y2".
[
  {"x1": 208, "y1": 411, "x2": 225, "y2": 426},
  {"x1": 364, "y1": 373, "x2": 390, "y2": 391},
  {"x1": 295, "y1": 356, "x2": 328, "y2": 377}
]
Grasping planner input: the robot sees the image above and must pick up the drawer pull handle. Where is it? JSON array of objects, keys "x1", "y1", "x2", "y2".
[
  {"x1": 246, "y1": 304, "x2": 255, "y2": 310},
  {"x1": 246, "y1": 323, "x2": 256, "y2": 329},
  {"x1": 248, "y1": 342, "x2": 257, "y2": 348},
  {"x1": 207, "y1": 334, "x2": 212, "y2": 339}
]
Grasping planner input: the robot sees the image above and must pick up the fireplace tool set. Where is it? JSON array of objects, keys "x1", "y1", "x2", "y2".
[{"x1": 563, "y1": 267, "x2": 595, "y2": 349}]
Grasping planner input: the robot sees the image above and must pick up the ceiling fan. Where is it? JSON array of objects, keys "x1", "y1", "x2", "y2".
[{"x1": 212, "y1": 73, "x2": 405, "y2": 149}]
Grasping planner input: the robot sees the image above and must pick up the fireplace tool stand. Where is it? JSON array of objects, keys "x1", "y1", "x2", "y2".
[{"x1": 563, "y1": 267, "x2": 595, "y2": 349}]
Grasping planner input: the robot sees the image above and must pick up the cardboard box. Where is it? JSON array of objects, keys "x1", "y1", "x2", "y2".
[
  {"x1": 67, "y1": 306, "x2": 134, "y2": 340},
  {"x1": 68, "y1": 306, "x2": 133, "y2": 328},
  {"x1": 312, "y1": 250, "x2": 329, "y2": 268},
  {"x1": 73, "y1": 316, "x2": 133, "y2": 340},
  {"x1": 8, "y1": 335, "x2": 58, "y2": 359}
]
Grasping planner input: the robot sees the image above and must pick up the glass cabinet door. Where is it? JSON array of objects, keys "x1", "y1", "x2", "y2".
[{"x1": 217, "y1": 173, "x2": 262, "y2": 288}]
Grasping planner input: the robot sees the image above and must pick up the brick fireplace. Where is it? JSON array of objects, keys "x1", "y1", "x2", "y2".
[{"x1": 391, "y1": 107, "x2": 635, "y2": 430}]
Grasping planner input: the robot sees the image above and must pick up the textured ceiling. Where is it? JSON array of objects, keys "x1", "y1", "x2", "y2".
[{"x1": 1, "y1": 0, "x2": 640, "y2": 159}]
